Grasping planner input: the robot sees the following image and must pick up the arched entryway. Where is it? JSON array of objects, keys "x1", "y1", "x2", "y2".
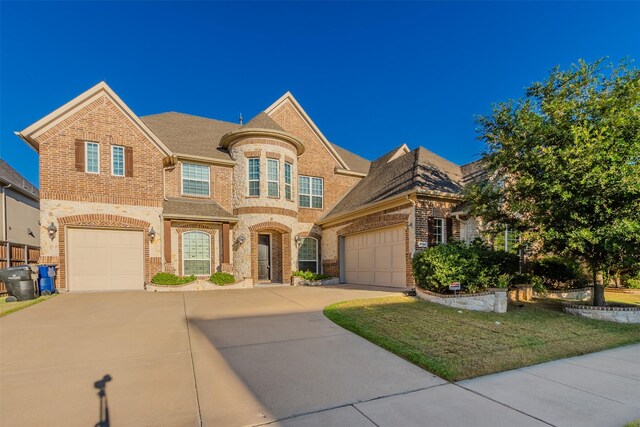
[{"x1": 249, "y1": 222, "x2": 291, "y2": 284}]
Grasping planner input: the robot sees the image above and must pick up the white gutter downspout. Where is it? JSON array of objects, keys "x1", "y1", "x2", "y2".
[{"x1": 1, "y1": 183, "x2": 11, "y2": 242}]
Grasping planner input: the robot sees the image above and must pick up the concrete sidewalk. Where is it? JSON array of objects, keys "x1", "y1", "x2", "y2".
[{"x1": 1, "y1": 285, "x2": 639, "y2": 426}]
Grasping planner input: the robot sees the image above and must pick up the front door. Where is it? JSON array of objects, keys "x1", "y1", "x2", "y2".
[{"x1": 258, "y1": 234, "x2": 271, "y2": 281}]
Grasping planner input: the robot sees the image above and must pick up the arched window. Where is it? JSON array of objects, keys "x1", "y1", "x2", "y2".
[
  {"x1": 183, "y1": 231, "x2": 211, "y2": 275},
  {"x1": 298, "y1": 237, "x2": 318, "y2": 273}
]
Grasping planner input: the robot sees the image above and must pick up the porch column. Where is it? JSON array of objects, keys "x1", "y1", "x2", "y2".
[
  {"x1": 163, "y1": 219, "x2": 174, "y2": 273},
  {"x1": 222, "y1": 223, "x2": 230, "y2": 264}
]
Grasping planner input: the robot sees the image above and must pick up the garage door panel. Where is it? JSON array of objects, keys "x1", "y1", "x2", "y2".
[
  {"x1": 344, "y1": 226, "x2": 407, "y2": 288},
  {"x1": 68, "y1": 228, "x2": 144, "y2": 291}
]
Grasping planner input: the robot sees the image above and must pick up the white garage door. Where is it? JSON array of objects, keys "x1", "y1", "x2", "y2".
[
  {"x1": 67, "y1": 228, "x2": 144, "y2": 291},
  {"x1": 344, "y1": 226, "x2": 407, "y2": 288}
]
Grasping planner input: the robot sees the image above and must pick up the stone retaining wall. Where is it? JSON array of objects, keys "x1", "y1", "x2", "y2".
[
  {"x1": 291, "y1": 276, "x2": 339, "y2": 287},
  {"x1": 145, "y1": 278, "x2": 253, "y2": 292},
  {"x1": 563, "y1": 303, "x2": 640, "y2": 324},
  {"x1": 535, "y1": 287, "x2": 592, "y2": 301},
  {"x1": 415, "y1": 287, "x2": 507, "y2": 313}
]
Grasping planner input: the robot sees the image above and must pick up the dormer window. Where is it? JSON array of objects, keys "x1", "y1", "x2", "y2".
[{"x1": 182, "y1": 163, "x2": 210, "y2": 196}]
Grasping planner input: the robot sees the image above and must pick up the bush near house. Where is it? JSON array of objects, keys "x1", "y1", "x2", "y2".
[
  {"x1": 412, "y1": 241, "x2": 519, "y2": 294},
  {"x1": 292, "y1": 270, "x2": 330, "y2": 281},
  {"x1": 209, "y1": 272, "x2": 236, "y2": 285},
  {"x1": 151, "y1": 273, "x2": 197, "y2": 286},
  {"x1": 527, "y1": 256, "x2": 588, "y2": 290}
]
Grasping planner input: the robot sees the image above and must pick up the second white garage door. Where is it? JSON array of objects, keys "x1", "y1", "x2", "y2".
[
  {"x1": 344, "y1": 226, "x2": 407, "y2": 288},
  {"x1": 67, "y1": 228, "x2": 144, "y2": 291}
]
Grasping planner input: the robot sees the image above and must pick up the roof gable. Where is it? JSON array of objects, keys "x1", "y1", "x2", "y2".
[
  {"x1": 265, "y1": 92, "x2": 351, "y2": 170},
  {"x1": 17, "y1": 82, "x2": 172, "y2": 156}
]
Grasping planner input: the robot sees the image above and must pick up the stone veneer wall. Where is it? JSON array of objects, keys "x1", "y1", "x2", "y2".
[
  {"x1": 535, "y1": 287, "x2": 593, "y2": 301},
  {"x1": 415, "y1": 287, "x2": 508, "y2": 313},
  {"x1": 563, "y1": 303, "x2": 640, "y2": 324}
]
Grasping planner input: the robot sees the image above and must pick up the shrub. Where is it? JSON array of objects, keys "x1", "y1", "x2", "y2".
[
  {"x1": 528, "y1": 256, "x2": 586, "y2": 289},
  {"x1": 411, "y1": 241, "x2": 519, "y2": 293},
  {"x1": 209, "y1": 272, "x2": 236, "y2": 286},
  {"x1": 151, "y1": 273, "x2": 196, "y2": 286},
  {"x1": 292, "y1": 270, "x2": 330, "y2": 281}
]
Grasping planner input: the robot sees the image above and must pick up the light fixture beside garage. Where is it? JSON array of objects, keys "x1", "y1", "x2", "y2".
[
  {"x1": 47, "y1": 222, "x2": 57, "y2": 240},
  {"x1": 148, "y1": 227, "x2": 156, "y2": 242}
]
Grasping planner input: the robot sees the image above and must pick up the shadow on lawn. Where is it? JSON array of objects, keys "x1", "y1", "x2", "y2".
[{"x1": 94, "y1": 374, "x2": 112, "y2": 427}]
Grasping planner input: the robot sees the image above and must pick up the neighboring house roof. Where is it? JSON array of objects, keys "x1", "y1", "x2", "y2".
[
  {"x1": 162, "y1": 198, "x2": 236, "y2": 221},
  {"x1": 324, "y1": 146, "x2": 464, "y2": 220},
  {"x1": 141, "y1": 112, "x2": 240, "y2": 161},
  {"x1": 0, "y1": 159, "x2": 39, "y2": 200},
  {"x1": 460, "y1": 159, "x2": 486, "y2": 185}
]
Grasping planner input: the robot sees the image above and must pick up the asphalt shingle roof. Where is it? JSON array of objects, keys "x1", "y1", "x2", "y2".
[
  {"x1": 0, "y1": 159, "x2": 39, "y2": 200},
  {"x1": 325, "y1": 146, "x2": 464, "y2": 219},
  {"x1": 141, "y1": 112, "x2": 240, "y2": 160},
  {"x1": 163, "y1": 198, "x2": 235, "y2": 220}
]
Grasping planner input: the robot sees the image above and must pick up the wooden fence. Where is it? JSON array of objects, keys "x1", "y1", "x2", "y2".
[{"x1": 0, "y1": 241, "x2": 41, "y2": 293}]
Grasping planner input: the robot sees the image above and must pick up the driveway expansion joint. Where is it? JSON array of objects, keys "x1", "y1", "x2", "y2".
[
  {"x1": 454, "y1": 383, "x2": 556, "y2": 427},
  {"x1": 183, "y1": 293, "x2": 203, "y2": 427},
  {"x1": 561, "y1": 360, "x2": 640, "y2": 382}
]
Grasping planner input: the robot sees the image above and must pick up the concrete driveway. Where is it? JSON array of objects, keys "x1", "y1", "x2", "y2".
[{"x1": 1, "y1": 285, "x2": 639, "y2": 427}]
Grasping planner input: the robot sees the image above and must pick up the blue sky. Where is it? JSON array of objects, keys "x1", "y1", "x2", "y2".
[{"x1": 1, "y1": 1, "x2": 639, "y2": 186}]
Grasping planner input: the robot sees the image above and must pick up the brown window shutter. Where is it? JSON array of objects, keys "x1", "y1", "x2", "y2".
[
  {"x1": 427, "y1": 217, "x2": 436, "y2": 247},
  {"x1": 446, "y1": 218, "x2": 453, "y2": 243},
  {"x1": 74, "y1": 140, "x2": 85, "y2": 171},
  {"x1": 125, "y1": 146, "x2": 133, "y2": 177}
]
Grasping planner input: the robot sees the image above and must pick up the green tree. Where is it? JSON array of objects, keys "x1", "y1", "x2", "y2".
[{"x1": 466, "y1": 59, "x2": 640, "y2": 306}]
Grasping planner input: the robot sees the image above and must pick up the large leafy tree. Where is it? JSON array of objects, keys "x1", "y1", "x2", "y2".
[{"x1": 467, "y1": 59, "x2": 640, "y2": 306}]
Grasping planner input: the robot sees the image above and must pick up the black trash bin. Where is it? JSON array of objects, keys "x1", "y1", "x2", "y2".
[{"x1": 0, "y1": 266, "x2": 37, "y2": 302}]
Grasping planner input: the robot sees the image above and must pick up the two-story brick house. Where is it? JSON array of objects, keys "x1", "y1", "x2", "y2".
[{"x1": 17, "y1": 82, "x2": 479, "y2": 291}]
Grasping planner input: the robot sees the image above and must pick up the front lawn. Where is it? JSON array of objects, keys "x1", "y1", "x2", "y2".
[
  {"x1": 324, "y1": 296, "x2": 640, "y2": 381},
  {"x1": 0, "y1": 294, "x2": 57, "y2": 317},
  {"x1": 605, "y1": 290, "x2": 640, "y2": 306}
]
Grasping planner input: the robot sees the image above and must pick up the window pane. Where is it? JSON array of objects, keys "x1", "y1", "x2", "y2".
[
  {"x1": 182, "y1": 163, "x2": 209, "y2": 196},
  {"x1": 183, "y1": 232, "x2": 211, "y2": 275},
  {"x1": 298, "y1": 238, "x2": 317, "y2": 260},
  {"x1": 299, "y1": 194, "x2": 310, "y2": 207},
  {"x1": 311, "y1": 196, "x2": 323, "y2": 209},
  {"x1": 285, "y1": 185, "x2": 291, "y2": 200},
  {"x1": 112, "y1": 146, "x2": 124, "y2": 176},
  {"x1": 268, "y1": 182, "x2": 279, "y2": 197},
  {"x1": 86, "y1": 143, "x2": 99, "y2": 173},
  {"x1": 299, "y1": 176, "x2": 310, "y2": 195},
  {"x1": 267, "y1": 159, "x2": 279, "y2": 181},
  {"x1": 249, "y1": 158, "x2": 260, "y2": 180},
  {"x1": 311, "y1": 178, "x2": 323, "y2": 196},
  {"x1": 298, "y1": 261, "x2": 317, "y2": 273},
  {"x1": 249, "y1": 181, "x2": 260, "y2": 196},
  {"x1": 284, "y1": 163, "x2": 291, "y2": 184}
]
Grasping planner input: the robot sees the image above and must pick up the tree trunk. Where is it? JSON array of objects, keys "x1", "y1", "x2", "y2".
[{"x1": 592, "y1": 270, "x2": 605, "y2": 307}]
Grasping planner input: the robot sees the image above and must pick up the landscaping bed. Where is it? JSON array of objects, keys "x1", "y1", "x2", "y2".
[
  {"x1": 0, "y1": 294, "x2": 57, "y2": 317},
  {"x1": 324, "y1": 296, "x2": 640, "y2": 381}
]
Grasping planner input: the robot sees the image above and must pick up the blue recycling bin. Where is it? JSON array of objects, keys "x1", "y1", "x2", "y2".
[{"x1": 38, "y1": 264, "x2": 57, "y2": 295}]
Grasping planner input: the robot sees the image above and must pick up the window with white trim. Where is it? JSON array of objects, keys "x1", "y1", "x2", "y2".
[
  {"x1": 284, "y1": 162, "x2": 292, "y2": 200},
  {"x1": 298, "y1": 237, "x2": 318, "y2": 273},
  {"x1": 183, "y1": 231, "x2": 211, "y2": 275},
  {"x1": 248, "y1": 158, "x2": 260, "y2": 196},
  {"x1": 267, "y1": 159, "x2": 279, "y2": 197},
  {"x1": 182, "y1": 163, "x2": 210, "y2": 196},
  {"x1": 434, "y1": 218, "x2": 445, "y2": 245},
  {"x1": 111, "y1": 145, "x2": 124, "y2": 176},
  {"x1": 299, "y1": 176, "x2": 323, "y2": 208},
  {"x1": 85, "y1": 142, "x2": 99, "y2": 174}
]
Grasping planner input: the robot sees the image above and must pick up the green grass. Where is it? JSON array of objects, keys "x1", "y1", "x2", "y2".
[
  {"x1": 624, "y1": 419, "x2": 640, "y2": 427},
  {"x1": 0, "y1": 294, "x2": 57, "y2": 317},
  {"x1": 605, "y1": 290, "x2": 640, "y2": 306},
  {"x1": 324, "y1": 296, "x2": 640, "y2": 382}
]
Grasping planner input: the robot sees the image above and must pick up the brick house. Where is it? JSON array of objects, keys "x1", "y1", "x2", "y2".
[{"x1": 16, "y1": 82, "x2": 480, "y2": 291}]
